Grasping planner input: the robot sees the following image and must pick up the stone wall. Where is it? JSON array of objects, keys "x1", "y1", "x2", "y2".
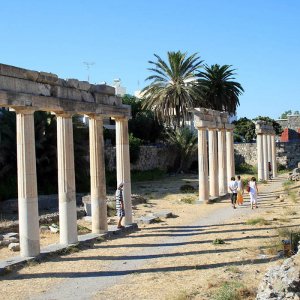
[
  {"x1": 234, "y1": 141, "x2": 300, "y2": 169},
  {"x1": 105, "y1": 145, "x2": 178, "y2": 171}
]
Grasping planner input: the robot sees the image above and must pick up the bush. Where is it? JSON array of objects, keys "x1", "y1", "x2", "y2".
[
  {"x1": 180, "y1": 184, "x2": 196, "y2": 193},
  {"x1": 129, "y1": 133, "x2": 142, "y2": 164},
  {"x1": 212, "y1": 238, "x2": 225, "y2": 245},
  {"x1": 245, "y1": 218, "x2": 271, "y2": 225},
  {"x1": 235, "y1": 162, "x2": 257, "y2": 175},
  {"x1": 213, "y1": 281, "x2": 244, "y2": 300},
  {"x1": 131, "y1": 169, "x2": 165, "y2": 182}
]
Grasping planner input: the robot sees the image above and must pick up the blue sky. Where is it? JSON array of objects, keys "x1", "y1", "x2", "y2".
[{"x1": 1, "y1": 0, "x2": 299, "y2": 119}]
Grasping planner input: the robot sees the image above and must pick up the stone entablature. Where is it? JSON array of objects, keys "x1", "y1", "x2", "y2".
[{"x1": 0, "y1": 63, "x2": 130, "y2": 117}]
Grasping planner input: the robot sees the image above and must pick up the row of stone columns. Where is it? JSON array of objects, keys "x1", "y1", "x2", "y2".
[
  {"x1": 255, "y1": 121, "x2": 277, "y2": 181},
  {"x1": 194, "y1": 109, "x2": 235, "y2": 203},
  {"x1": 14, "y1": 108, "x2": 132, "y2": 257}
]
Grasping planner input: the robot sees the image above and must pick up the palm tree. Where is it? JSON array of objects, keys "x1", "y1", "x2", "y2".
[
  {"x1": 142, "y1": 51, "x2": 203, "y2": 127},
  {"x1": 197, "y1": 64, "x2": 244, "y2": 115},
  {"x1": 166, "y1": 127, "x2": 198, "y2": 173}
]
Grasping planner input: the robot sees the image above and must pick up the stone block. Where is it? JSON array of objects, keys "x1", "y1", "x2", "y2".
[
  {"x1": 51, "y1": 85, "x2": 82, "y2": 101},
  {"x1": 3, "y1": 232, "x2": 19, "y2": 240},
  {"x1": 152, "y1": 211, "x2": 173, "y2": 218},
  {"x1": 136, "y1": 216, "x2": 159, "y2": 224},
  {"x1": 40, "y1": 225, "x2": 49, "y2": 233},
  {"x1": 0, "y1": 240, "x2": 10, "y2": 247},
  {"x1": 67, "y1": 79, "x2": 79, "y2": 89},
  {"x1": 6, "y1": 237, "x2": 19, "y2": 243},
  {"x1": 8, "y1": 243, "x2": 20, "y2": 252},
  {"x1": 0, "y1": 63, "x2": 28, "y2": 79},
  {"x1": 0, "y1": 235, "x2": 3, "y2": 241},
  {"x1": 81, "y1": 91, "x2": 95, "y2": 103},
  {"x1": 37, "y1": 72, "x2": 58, "y2": 84},
  {"x1": 89, "y1": 84, "x2": 115, "y2": 95},
  {"x1": 78, "y1": 81, "x2": 91, "y2": 91}
]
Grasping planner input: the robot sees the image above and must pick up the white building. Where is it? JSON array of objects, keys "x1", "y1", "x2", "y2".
[{"x1": 112, "y1": 78, "x2": 126, "y2": 96}]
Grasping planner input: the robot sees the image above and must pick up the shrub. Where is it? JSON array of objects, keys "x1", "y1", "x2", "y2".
[
  {"x1": 235, "y1": 162, "x2": 257, "y2": 175},
  {"x1": 212, "y1": 238, "x2": 225, "y2": 245},
  {"x1": 129, "y1": 133, "x2": 142, "y2": 164},
  {"x1": 180, "y1": 184, "x2": 196, "y2": 193},
  {"x1": 245, "y1": 218, "x2": 271, "y2": 225},
  {"x1": 180, "y1": 196, "x2": 196, "y2": 204},
  {"x1": 213, "y1": 281, "x2": 244, "y2": 300}
]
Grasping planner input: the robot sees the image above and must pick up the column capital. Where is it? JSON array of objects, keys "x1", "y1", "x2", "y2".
[
  {"x1": 86, "y1": 114, "x2": 104, "y2": 120},
  {"x1": 53, "y1": 111, "x2": 73, "y2": 118},
  {"x1": 10, "y1": 107, "x2": 36, "y2": 115}
]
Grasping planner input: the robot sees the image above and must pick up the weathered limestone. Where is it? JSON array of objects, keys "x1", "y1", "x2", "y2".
[
  {"x1": 56, "y1": 113, "x2": 78, "y2": 245},
  {"x1": 115, "y1": 117, "x2": 132, "y2": 225},
  {"x1": 194, "y1": 108, "x2": 233, "y2": 202},
  {"x1": 256, "y1": 133, "x2": 264, "y2": 181},
  {"x1": 0, "y1": 63, "x2": 133, "y2": 257},
  {"x1": 197, "y1": 128, "x2": 209, "y2": 202},
  {"x1": 208, "y1": 128, "x2": 219, "y2": 197},
  {"x1": 226, "y1": 128, "x2": 235, "y2": 182},
  {"x1": 218, "y1": 129, "x2": 227, "y2": 195},
  {"x1": 89, "y1": 115, "x2": 107, "y2": 233},
  {"x1": 15, "y1": 108, "x2": 40, "y2": 257},
  {"x1": 271, "y1": 134, "x2": 277, "y2": 177},
  {"x1": 255, "y1": 120, "x2": 276, "y2": 181}
]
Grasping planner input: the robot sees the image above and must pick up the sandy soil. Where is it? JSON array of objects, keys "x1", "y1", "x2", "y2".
[{"x1": 0, "y1": 173, "x2": 299, "y2": 300}]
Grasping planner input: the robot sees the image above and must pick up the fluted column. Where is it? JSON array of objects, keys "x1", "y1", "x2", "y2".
[
  {"x1": 208, "y1": 128, "x2": 219, "y2": 197},
  {"x1": 15, "y1": 108, "x2": 40, "y2": 257},
  {"x1": 257, "y1": 133, "x2": 264, "y2": 181},
  {"x1": 271, "y1": 134, "x2": 277, "y2": 178},
  {"x1": 263, "y1": 134, "x2": 268, "y2": 180},
  {"x1": 115, "y1": 117, "x2": 132, "y2": 225},
  {"x1": 267, "y1": 134, "x2": 272, "y2": 167},
  {"x1": 226, "y1": 129, "x2": 234, "y2": 183},
  {"x1": 218, "y1": 129, "x2": 227, "y2": 195},
  {"x1": 197, "y1": 127, "x2": 209, "y2": 202},
  {"x1": 56, "y1": 113, "x2": 78, "y2": 245},
  {"x1": 89, "y1": 115, "x2": 107, "y2": 233}
]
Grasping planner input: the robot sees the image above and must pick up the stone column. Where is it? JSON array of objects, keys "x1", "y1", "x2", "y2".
[
  {"x1": 89, "y1": 115, "x2": 107, "y2": 233},
  {"x1": 263, "y1": 134, "x2": 269, "y2": 180},
  {"x1": 115, "y1": 117, "x2": 132, "y2": 225},
  {"x1": 218, "y1": 129, "x2": 227, "y2": 195},
  {"x1": 208, "y1": 128, "x2": 219, "y2": 197},
  {"x1": 271, "y1": 134, "x2": 277, "y2": 178},
  {"x1": 267, "y1": 134, "x2": 272, "y2": 168},
  {"x1": 15, "y1": 109, "x2": 40, "y2": 257},
  {"x1": 197, "y1": 127, "x2": 209, "y2": 202},
  {"x1": 257, "y1": 133, "x2": 264, "y2": 181},
  {"x1": 226, "y1": 129, "x2": 234, "y2": 183},
  {"x1": 56, "y1": 113, "x2": 78, "y2": 245}
]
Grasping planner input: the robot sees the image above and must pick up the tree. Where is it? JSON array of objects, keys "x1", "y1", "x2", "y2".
[
  {"x1": 232, "y1": 117, "x2": 255, "y2": 142},
  {"x1": 279, "y1": 110, "x2": 292, "y2": 119},
  {"x1": 197, "y1": 64, "x2": 244, "y2": 115},
  {"x1": 142, "y1": 51, "x2": 203, "y2": 127},
  {"x1": 122, "y1": 94, "x2": 164, "y2": 143},
  {"x1": 166, "y1": 127, "x2": 198, "y2": 173}
]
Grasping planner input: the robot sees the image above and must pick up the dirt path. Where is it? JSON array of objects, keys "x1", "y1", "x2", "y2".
[{"x1": 1, "y1": 174, "x2": 299, "y2": 300}]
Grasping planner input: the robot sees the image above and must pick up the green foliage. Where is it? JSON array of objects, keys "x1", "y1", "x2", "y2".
[
  {"x1": 232, "y1": 117, "x2": 255, "y2": 142},
  {"x1": 198, "y1": 64, "x2": 244, "y2": 115},
  {"x1": 180, "y1": 184, "x2": 196, "y2": 193},
  {"x1": 166, "y1": 127, "x2": 198, "y2": 173},
  {"x1": 212, "y1": 238, "x2": 225, "y2": 245},
  {"x1": 235, "y1": 162, "x2": 257, "y2": 175},
  {"x1": 142, "y1": 51, "x2": 203, "y2": 127},
  {"x1": 129, "y1": 133, "x2": 141, "y2": 164},
  {"x1": 131, "y1": 169, "x2": 165, "y2": 182},
  {"x1": 245, "y1": 218, "x2": 271, "y2": 225},
  {"x1": 180, "y1": 196, "x2": 196, "y2": 204},
  {"x1": 213, "y1": 281, "x2": 251, "y2": 300},
  {"x1": 122, "y1": 95, "x2": 164, "y2": 143},
  {"x1": 279, "y1": 110, "x2": 300, "y2": 119}
]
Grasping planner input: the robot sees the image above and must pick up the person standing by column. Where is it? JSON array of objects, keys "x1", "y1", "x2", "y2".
[
  {"x1": 115, "y1": 182, "x2": 125, "y2": 229},
  {"x1": 228, "y1": 176, "x2": 238, "y2": 209}
]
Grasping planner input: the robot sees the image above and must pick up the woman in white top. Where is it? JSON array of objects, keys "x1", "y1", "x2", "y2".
[{"x1": 249, "y1": 177, "x2": 258, "y2": 209}]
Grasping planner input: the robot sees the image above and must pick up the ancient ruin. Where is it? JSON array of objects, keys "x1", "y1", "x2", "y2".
[
  {"x1": 255, "y1": 120, "x2": 277, "y2": 181},
  {"x1": 193, "y1": 108, "x2": 235, "y2": 202},
  {"x1": 0, "y1": 63, "x2": 132, "y2": 257}
]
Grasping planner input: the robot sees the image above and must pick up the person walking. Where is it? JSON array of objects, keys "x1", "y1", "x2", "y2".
[
  {"x1": 248, "y1": 177, "x2": 258, "y2": 209},
  {"x1": 228, "y1": 176, "x2": 238, "y2": 209},
  {"x1": 236, "y1": 175, "x2": 244, "y2": 205},
  {"x1": 115, "y1": 182, "x2": 125, "y2": 229}
]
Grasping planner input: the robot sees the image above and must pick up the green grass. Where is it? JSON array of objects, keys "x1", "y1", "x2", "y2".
[
  {"x1": 180, "y1": 196, "x2": 196, "y2": 204},
  {"x1": 212, "y1": 238, "x2": 225, "y2": 245},
  {"x1": 213, "y1": 281, "x2": 244, "y2": 300},
  {"x1": 245, "y1": 217, "x2": 271, "y2": 226}
]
